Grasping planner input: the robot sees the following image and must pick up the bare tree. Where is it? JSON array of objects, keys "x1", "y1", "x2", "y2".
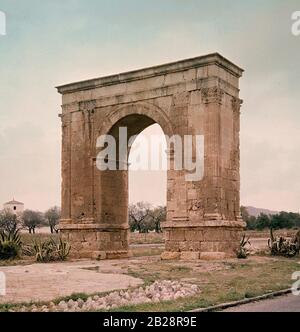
[
  {"x1": 0, "y1": 209, "x2": 18, "y2": 233},
  {"x1": 44, "y1": 206, "x2": 61, "y2": 233},
  {"x1": 22, "y1": 210, "x2": 43, "y2": 234},
  {"x1": 149, "y1": 206, "x2": 166, "y2": 233},
  {"x1": 129, "y1": 202, "x2": 152, "y2": 233}
]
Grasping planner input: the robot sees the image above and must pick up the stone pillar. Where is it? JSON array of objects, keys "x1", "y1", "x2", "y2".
[
  {"x1": 162, "y1": 86, "x2": 246, "y2": 260},
  {"x1": 59, "y1": 101, "x2": 130, "y2": 259}
]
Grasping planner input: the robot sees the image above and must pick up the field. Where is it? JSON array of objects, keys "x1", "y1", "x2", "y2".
[
  {"x1": 0, "y1": 254, "x2": 298, "y2": 312},
  {"x1": 0, "y1": 229, "x2": 298, "y2": 312}
]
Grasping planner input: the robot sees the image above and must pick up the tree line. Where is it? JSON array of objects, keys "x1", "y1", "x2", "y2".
[
  {"x1": 0, "y1": 206, "x2": 61, "y2": 234},
  {"x1": 129, "y1": 202, "x2": 166, "y2": 233},
  {"x1": 241, "y1": 206, "x2": 300, "y2": 230},
  {"x1": 2, "y1": 203, "x2": 296, "y2": 234},
  {"x1": 0, "y1": 202, "x2": 166, "y2": 235}
]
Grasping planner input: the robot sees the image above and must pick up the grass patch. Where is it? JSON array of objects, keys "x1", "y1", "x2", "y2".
[{"x1": 114, "y1": 256, "x2": 300, "y2": 312}]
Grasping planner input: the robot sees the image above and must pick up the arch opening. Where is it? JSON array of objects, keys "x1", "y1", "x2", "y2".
[{"x1": 98, "y1": 114, "x2": 168, "y2": 235}]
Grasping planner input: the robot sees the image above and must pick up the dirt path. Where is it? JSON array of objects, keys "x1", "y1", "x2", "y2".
[{"x1": 0, "y1": 260, "x2": 143, "y2": 304}]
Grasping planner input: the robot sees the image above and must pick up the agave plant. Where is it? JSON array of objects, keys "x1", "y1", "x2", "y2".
[
  {"x1": 0, "y1": 228, "x2": 22, "y2": 260},
  {"x1": 32, "y1": 237, "x2": 71, "y2": 262},
  {"x1": 235, "y1": 234, "x2": 251, "y2": 259},
  {"x1": 32, "y1": 239, "x2": 57, "y2": 262},
  {"x1": 268, "y1": 228, "x2": 300, "y2": 257},
  {"x1": 56, "y1": 237, "x2": 71, "y2": 261}
]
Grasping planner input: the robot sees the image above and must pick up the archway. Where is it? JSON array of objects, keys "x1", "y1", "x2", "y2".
[
  {"x1": 128, "y1": 123, "x2": 167, "y2": 247},
  {"x1": 57, "y1": 53, "x2": 246, "y2": 260},
  {"x1": 128, "y1": 123, "x2": 167, "y2": 207}
]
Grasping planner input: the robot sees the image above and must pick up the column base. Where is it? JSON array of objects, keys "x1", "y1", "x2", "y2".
[
  {"x1": 161, "y1": 220, "x2": 246, "y2": 260},
  {"x1": 59, "y1": 223, "x2": 130, "y2": 260}
]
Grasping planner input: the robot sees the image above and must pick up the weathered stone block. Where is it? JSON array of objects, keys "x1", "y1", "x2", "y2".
[
  {"x1": 165, "y1": 240, "x2": 180, "y2": 252},
  {"x1": 170, "y1": 230, "x2": 185, "y2": 241},
  {"x1": 161, "y1": 251, "x2": 180, "y2": 260},
  {"x1": 180, "y1": 251, "x2": 200, "y2": 260},
  {"x1": 83, "y1": 231, "x2": 97, "y2": 243},
  {"x1": 91, "y1": 251, "x2": 107, "y2": 260},
  {"x1": 200, "y1": 252, "x2": 226, "y2": 260},
  {"x1": 185, "y1": 230, "x2": 203, "y2": 241},
  {"x1": 202, "y1": 228, "x2": 225, "y2": 241}
]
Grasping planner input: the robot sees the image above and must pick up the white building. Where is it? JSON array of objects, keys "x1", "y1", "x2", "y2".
[{"x1": 3, "y1": 199, "x2": 24, "y2": 214}]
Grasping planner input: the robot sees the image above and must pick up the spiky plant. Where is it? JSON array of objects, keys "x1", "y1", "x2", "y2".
[
  {"x1": 235, "y1": 234, "x2": 251, "y2": 259},
  {"x1": 32, "y1": 239, "x2": 57, "y2": 262},
  {"x1": 0, "y1": 229, "x2": 22, "y2": 260},
  {"x1": 268, "y1": 228, "x2": 299, "y2": 257},
  {"x1": 55, "y1": 237, "x2": 71, "y2": 261},
  {"x1": 32, "y1": 237, "x2": 71, "y2": 262}
]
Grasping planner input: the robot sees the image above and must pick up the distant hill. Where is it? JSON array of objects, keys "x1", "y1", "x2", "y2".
[{"x1": 245, "y1": 206, "x2": 278, "y2": 217}]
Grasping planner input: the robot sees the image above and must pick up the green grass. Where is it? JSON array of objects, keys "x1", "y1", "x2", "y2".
[{"x1": 113, "y1": 257, "x2": 300, "y2": 312}]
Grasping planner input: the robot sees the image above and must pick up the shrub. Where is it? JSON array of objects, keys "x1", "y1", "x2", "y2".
[
  {"x1": 235, "y1": 234, "x2": 251, "y2": 259},
  {"x1": 32, "y1": 238, "x2": 70, "y2": 262},
  {"x1": 56, "y1": 237, "x2": 71, "y2": 261},
  {"x1": 0, "y1": 229, "x2": 22, "y2": 260},
  {"x1": 268, "y1": 228, "x2": 300, "y2": 257}
]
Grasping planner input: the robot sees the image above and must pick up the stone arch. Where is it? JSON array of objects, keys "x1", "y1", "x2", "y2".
[
  {"x1": 93, "y1": 103, "x2": 171, "y2": 256},
  {"x1": 99, "y1": 102, "x2": 174, "y2": 138},
  {"x1": 57, "y1": 53, "x2": 246, "y2": 260}
]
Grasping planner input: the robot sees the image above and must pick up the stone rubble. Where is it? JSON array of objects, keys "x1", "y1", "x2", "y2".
[{"x1": 16, "y1": 280, "x2": 200, "y2": 312}]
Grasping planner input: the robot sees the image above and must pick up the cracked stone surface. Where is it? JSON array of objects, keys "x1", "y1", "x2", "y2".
[{"x1": 0, "y1": 260, "x2": 143, "y2": 304}]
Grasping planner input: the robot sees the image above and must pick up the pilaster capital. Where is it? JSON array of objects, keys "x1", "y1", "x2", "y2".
[
  {"x1": 231, "y1": 96, "x2": 243, "y2": 113},
  {"x1": 201, "y1": 87, "x2": 224, "y2": 105},
  {"x1": 79, "y1": 99, "x2": 97, "y2": 112}
]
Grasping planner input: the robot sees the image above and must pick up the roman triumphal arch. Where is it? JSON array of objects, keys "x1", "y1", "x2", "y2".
[{"x1": 57, "y1": 53, "x2": 246, "y2": 260}]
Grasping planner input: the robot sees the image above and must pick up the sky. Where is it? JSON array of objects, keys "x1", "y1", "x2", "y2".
[{"x1": 0, "y1": 0, "x2": 299, "y2": 212}]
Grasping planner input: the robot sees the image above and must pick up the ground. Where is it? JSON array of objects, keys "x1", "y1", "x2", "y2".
[
  {"x1": 0, "y1": 260, "x2": 143, "y2": 304},
  {"x1": 223, "y1": 294, "x2": 300, "y2": 312},
  {"x1": 0, "y1": 231, "x2": 299, "y2": 311}
]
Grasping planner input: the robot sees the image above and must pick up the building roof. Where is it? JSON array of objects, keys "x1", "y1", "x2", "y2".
[{"x1": 4, "y1": 199, "x2": 24, "y2": 205}]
